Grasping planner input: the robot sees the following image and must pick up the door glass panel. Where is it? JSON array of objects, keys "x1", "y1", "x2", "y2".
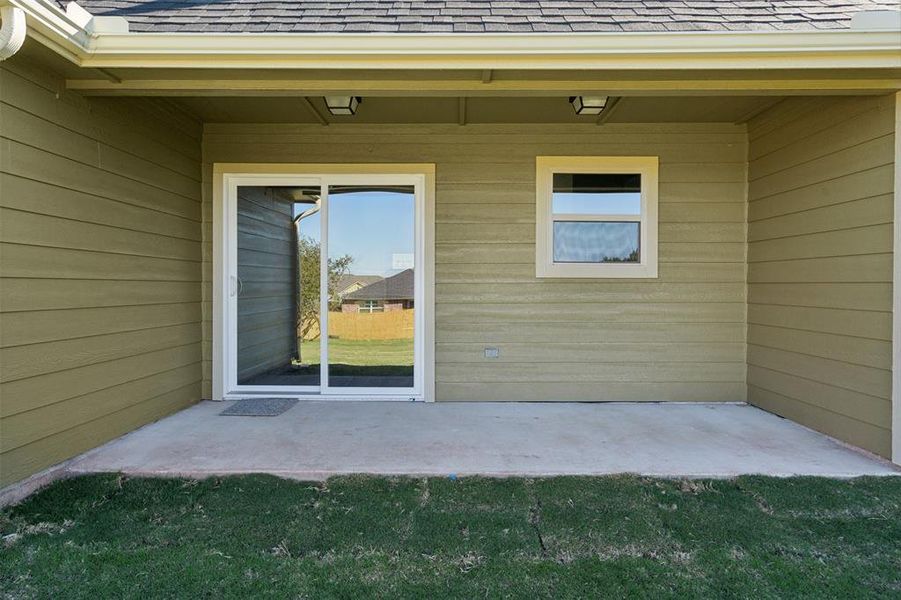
[
  {"x1": 236, "y1": 185, "x2": 322, "y2": 386},
  {"x1": 327, "y1": 185, "x2": 415, "y2": 388}
]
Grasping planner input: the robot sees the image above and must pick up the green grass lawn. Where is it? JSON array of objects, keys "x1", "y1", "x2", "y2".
[
  {"x1": 2, "y1": 475, "x2": 899, "y2": 598},
  {"x1": 299, "y1": 338, "x2": 413, "y2": 371}
]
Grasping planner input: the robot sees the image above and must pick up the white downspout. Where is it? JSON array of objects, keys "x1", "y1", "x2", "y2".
[{"x1": 0, "y1": 5, "x2": 26, "y2": 61}]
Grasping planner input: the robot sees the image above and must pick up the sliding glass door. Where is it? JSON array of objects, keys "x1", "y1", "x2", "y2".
[
  {"x1": 325, "y1": 185, "x2": 416, "y2": 390},
  {"x1": 225, "y1": 174, "x2": 423, "y2": 398}
]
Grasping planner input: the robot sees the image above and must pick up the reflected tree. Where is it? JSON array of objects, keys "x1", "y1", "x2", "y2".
[{"x1": 297, "y1": 234, "x2": 352, "y2": 345}]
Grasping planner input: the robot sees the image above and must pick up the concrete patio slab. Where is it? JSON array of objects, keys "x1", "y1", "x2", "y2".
[{"x1": 67, "y1": 401, "x2": 899, "y2": 479}]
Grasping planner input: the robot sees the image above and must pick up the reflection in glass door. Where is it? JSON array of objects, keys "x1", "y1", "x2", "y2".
[
  {"x1": 326, "y1": 185, "x2": 416, "y2": 389},
  {"x1": 236, "y1": 184, "x2": 321, "y2": 388},
  {"x1": 228, "y1": 175, "x2": 423, "y2": 397}
]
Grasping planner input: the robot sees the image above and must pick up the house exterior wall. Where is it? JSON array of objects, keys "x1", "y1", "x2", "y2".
[
  {"x1": 746, "y1": 94, "x2": 896, "y2": 458},
  {"x1": 0, "y1": 58, "x2": 204, "y2": 487},
  {"x1": 203, "y1": 122, "x2": 748, "y2": 402}
]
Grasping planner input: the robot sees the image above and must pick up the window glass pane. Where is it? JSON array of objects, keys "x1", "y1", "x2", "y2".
[
  {"x1": 552, "y1": 173, "x2": 641, "y2": 215},
  {"x1": 553, "y1": 221, "x2": 640, "y2": 263},
  {"x1": 327, "y1": 185, "x2": 415, "y2": 388}
]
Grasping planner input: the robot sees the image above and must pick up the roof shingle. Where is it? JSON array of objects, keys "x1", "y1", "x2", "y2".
[
  {"x1": 344, "y1": 269, "x2": 414, "y2": 301},
  {"x1": 58, "y1": 0, "x2": 899, "y2": 32}
]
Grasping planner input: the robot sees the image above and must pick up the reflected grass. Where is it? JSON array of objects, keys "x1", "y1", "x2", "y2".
[{"x1": 299, "y1": 338, "x2": 414, "y2": 367}]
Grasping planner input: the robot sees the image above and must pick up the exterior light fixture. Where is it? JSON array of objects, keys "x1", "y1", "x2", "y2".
[
  {"x1": 324, "y1": 96, "x2": 362, "y2": 116},
  {"x1": 569, "y1": 95, "x2": 608, "y2": 115}
]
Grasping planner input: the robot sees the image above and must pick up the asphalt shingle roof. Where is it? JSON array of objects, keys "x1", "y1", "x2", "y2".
[
  {"x1": 344, "y1": 269, "x2": 414, "y2": 301},
  {"x1": 60, "y1": 0, "x2": 899, "y2": 33},
  {"x1": 336, "y1": 274, "x2": 384, "y2": 296}
]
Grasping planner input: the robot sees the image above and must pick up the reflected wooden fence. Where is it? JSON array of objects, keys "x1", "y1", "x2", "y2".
[{"x1": 302, "y1": 309, "x2": 415, "y2": 341}]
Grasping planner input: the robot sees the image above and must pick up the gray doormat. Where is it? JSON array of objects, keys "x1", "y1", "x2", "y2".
[{"x1": 219, "y1": 398, "x2": 298, "y2": 417}]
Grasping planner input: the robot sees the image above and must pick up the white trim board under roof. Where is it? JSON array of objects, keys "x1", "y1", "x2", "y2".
[
  {"x1": 51, "y1": 30, "x2": 901, "y2": 71},
  {"x1": 63, "y1": 71, "x2": 901, "y2": 97}
]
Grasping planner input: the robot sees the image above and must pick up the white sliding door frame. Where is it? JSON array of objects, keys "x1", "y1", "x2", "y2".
[
  {"x1": 224, "y1": 174, "x2": 321, "y2": 397},
  {"x1": 213, "y1": 163, "x2": 436, "y2": 403},
  {"x1": 319, "y1": 173, "x2": 425, "y2": 398}
]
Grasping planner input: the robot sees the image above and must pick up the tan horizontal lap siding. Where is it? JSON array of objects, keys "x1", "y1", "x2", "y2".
[
  {"x1": 0, "y1": 58, "x2": 203, "y2": 487},
  {"x1": 746, "y1": 95, "x2": 896, "y2": 458},
  {"x1": 202, "y1": 122, "x2": 748, "y2": 402}
]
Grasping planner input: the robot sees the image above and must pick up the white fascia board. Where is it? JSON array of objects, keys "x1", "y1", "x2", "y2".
[{"x1": 81, "y1": 30, "x2": 901, "y2": 70}]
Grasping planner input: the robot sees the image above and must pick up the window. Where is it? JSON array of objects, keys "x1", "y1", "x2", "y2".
[
  {"x1": 360, "y1": 300, "x2": 384, "y2": 313},
  {"x1": 536, "y1": 157, "x2": 658, "y2": 278}
]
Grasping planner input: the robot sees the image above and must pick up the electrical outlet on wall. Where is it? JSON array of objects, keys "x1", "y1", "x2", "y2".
[{"x1": 484, "y1": 347, "x2": 500, "y2": 359}]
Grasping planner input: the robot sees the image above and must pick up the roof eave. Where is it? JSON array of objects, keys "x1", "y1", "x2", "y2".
[
  {"x1": 9, "y1": 0, "x2": 90, "y2": 62},
  {"x1": 85, "y1": 30, "x2": 901, "y2": 71},
  {"x1": 9, "y1": 0, "x2": 901, "y2": 71}
]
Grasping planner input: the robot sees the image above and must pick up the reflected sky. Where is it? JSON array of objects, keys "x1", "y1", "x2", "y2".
[
  {"x1": 552, "y1": 192, "x2": 641, "y2": 215},
  {"x1": 328, "y1": 191, "x2": 414, "y2": 276}
]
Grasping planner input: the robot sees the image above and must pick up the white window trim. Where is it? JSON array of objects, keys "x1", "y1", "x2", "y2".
[{"x1": 535, "y1": 156, "x2": 659, "y2": 279}]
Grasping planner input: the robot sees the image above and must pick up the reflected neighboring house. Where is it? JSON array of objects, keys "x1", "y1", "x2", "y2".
[
  {"x1": 341, "y1": 269, "x2": 414, "y2": 313},
  {"x1": 335, "y1": 274, "x2": 384, "y2": 301}
]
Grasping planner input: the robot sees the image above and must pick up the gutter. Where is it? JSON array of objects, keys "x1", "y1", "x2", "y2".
[
  {"x1": 81, "y1": 30, "x2": 901, "y2": 70},
  {"x1": 7, "y1": 0, "x2": 89, "y2": 62},
  {"x1": 7, "y1": 0, "x2": 901, "y2": 72}
]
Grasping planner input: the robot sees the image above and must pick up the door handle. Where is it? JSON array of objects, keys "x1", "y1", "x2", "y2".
[{"x1": 230, "y1": 275, "x2": 237, "y2": 297}]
